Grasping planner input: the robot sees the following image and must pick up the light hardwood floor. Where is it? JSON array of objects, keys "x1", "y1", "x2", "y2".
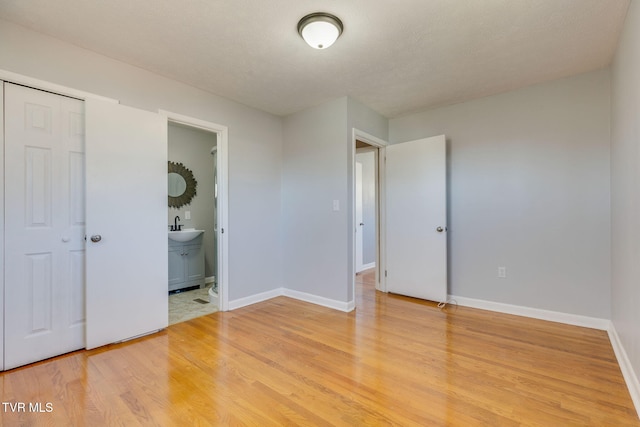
[{"x1": 1, "y1": 270, "x2": 638, "y2": 426}]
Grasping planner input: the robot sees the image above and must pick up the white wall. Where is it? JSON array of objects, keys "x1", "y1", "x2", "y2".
[
  {"x1": 390, "y1": 69, "x2": 611, "y2": 318},
  {"x1": 168, "y1": 123, "x2": 217, "y2": 278},
  {"x1": 611, "y1": 0, "x2": 640, "y2": 388},
  {"x1": 0, "y1": 19, "x2": 283, "y2": 302}
]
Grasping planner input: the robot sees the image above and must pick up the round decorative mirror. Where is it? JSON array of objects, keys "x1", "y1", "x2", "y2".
[
  {"x1": 168, "y1": 173, "x2": 186, "y2": 197},
  {"x1": 168, "y1": 161, "x2": 197, "y2": 208}
]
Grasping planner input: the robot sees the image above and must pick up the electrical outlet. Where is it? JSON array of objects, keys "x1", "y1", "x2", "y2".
[
  {"x1": 498, "y1": 267, "x2": 507, "y2": 278},
  {"x1": 184, "y1": 211, "x2": 191, "y2": 220}
]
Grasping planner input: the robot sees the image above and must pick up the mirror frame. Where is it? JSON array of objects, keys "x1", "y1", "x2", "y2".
[{"x1": 168, "y1": 161, "x2": 197, "y2": 208}]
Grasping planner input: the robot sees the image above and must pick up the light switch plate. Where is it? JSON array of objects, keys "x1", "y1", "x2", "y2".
[{"x1": 332, "y1": 200, "x2": 340, "y2": 211}]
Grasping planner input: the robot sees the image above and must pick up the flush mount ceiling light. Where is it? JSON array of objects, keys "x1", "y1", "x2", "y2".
[{"x1": 297, "y1": 12, "x2": 343, "y2": 49}]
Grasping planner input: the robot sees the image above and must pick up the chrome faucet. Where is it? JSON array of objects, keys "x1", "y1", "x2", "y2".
[{"x1": 170, "y1": 216, "x2": 182, "y2": 231}]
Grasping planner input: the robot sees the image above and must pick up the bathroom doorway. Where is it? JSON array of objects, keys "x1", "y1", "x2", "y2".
[{"x1": 161, "y1": 111, "x2": 229, "y2": 324}]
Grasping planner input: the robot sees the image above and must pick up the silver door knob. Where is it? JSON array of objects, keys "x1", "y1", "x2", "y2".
[
  {"x1": 90, "y1": 235, "x2": 102, "y2": 243},
  {"x1": 61, "y1": 236, "x2": 70, "y2": 243},
  {"x1": 436, "y1": 226, "x2": 444, "y2": 233}
]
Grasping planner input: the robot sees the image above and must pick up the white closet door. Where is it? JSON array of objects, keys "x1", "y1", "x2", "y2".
[
  {"x1": 0, "y1": 81, "x2": 4, "y2": 371},
  {"x1": 85, "y1": 99, "x2": 168, "y2": 349},
  {"x1": 386, "y1": 135, "x2": 447, "y2": 302},
  {"x1": 4, "y1": 83, "x2": 86, "y2": 370}
]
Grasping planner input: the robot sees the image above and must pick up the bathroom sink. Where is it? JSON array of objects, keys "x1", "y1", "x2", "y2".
[{"x1": 168, "y1": 229, "x2": 204, "y2": 242}]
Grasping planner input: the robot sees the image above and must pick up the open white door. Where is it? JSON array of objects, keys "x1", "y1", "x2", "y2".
[
  {"x1": 85, "y1": 99, "x2": 168, "y2": 349},
  {"x1": 385, "y1": 135, "x2": 447, "y2": 302}
]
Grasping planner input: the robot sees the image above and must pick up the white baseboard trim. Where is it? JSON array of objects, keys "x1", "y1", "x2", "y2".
[
  {"x1": 283, "y1": 289, "x2": 355, "y2": 312},
  {"x1": 226, "y1": 288, "x2": 640, "y2": 417},
  {"x1": 449, "y1": 295, "x2": 611, "y2": 330},
  {"x1": 205, "y1": 276, "x2": 216, "y2": 285},
  {"x1": 608, "y1": 323, "x2": 640, "y2": 418},
  {"x1": 228, "y1": 288, "x2": 284, "y2": 310},
  {"x1": 357, "y1": 262, "x2": 376, "y2": 273},
  {"x1": 228, "y1": 288, "x2": 354, "y2": 313},
  {"x1": 450, "y1": 295, "x2": 639, "y2": 417}
]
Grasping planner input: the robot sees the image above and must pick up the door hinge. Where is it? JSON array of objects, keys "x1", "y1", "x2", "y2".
[
  {"x1": 221, "y1": 228, "x2": 224, "y2": 234},
  {"x1": 385, "y1": 270, "x2": 387, "y2": 277}
]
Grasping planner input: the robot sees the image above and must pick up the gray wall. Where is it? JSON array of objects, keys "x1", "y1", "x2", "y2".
[
  {"x1": 1, "y1": 17, "x2": 620, "y2": 324},
  {"x1": 282, "y1": 96, "x2": 387, "y2": 304},
  {"x1": 168, "y1": 123, "x2": 217, "y2": 279},
  {"x1": 389, "y1": 69, "x2": 611, "y2": 318},
  {"x1": 282, "y1": 98, "x2": 350, "y2": 302},
  {"x1": 0, "y1": 19, "x2": 283, "y2": 302},
  {"x1": 611, "y1": 0, "x2": 640, "y2": 389}
]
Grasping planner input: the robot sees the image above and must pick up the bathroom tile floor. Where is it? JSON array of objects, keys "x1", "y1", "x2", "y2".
[{"x1": 168, "y1": 285, "x2": 219, "y2": 325}]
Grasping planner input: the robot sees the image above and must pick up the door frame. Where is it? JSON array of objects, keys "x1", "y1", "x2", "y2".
[
  {"x1": 351, "y1": 129, "x2": 388, "y2": 306},
  {"x1": 159, "y1": 110, "x2": 230, "y2": 311}
]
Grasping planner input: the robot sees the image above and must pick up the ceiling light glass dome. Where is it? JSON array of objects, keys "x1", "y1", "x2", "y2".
[{"x1": 298, "y1": 13, "x2": 343, "y2": 49}]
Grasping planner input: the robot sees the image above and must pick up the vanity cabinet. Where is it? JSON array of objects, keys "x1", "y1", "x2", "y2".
[{"x1": 168, "y1": 235, "x2": 205, "y2": 291}]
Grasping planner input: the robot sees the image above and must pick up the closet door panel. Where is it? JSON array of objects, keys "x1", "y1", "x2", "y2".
[
  {"x1": 3, "y1": 83, "x2": 85, "y2": 370},
  {"x1": 85, "y1": 99, "x2": 168, "y2": 350},
  {"x1": 0, "y1": 81, "x2": 4, "y2": 370}
]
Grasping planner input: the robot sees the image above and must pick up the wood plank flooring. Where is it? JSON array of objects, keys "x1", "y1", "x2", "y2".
[{"x1": 1, "y1": 270, "x2": 638, "y2": 426}]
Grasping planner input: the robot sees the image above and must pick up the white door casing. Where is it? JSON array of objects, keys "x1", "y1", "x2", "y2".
[
  {"x1": 4, "y1": 83, "x2": 86, "y2": 369},
  {"x1": 159, "y1": 109, "x2": 229, "y2": 311},
  {"x1": 385, "y1": 135, "x2": 447, "y2": 302},
  {"x1": 355, "y1": 161, "x2": 364, "y2": 273},
  {"x1": 85, "y1": 99, "x2": 168, "y2": 349},
  {"x1": 351, "y1": 129, "x2": 387, "y2": 300}
]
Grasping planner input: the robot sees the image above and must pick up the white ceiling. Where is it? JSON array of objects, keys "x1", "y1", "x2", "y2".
[{"x1": 0, "y1": 0, "x2": 630, "y2": 118}]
